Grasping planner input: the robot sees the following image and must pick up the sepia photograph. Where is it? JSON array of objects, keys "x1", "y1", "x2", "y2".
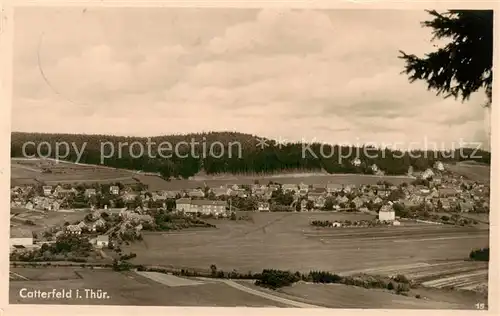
[{"x1": 8, "y1": 5, "x2": 493, "y2": 310}]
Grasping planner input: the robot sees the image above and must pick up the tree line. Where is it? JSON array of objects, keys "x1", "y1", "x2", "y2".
[{"x1": 11, "y1": 131, "x2": 491, "y2": 180}]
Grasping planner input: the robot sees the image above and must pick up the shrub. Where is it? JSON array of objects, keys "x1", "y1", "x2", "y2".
[
  {"x1": 469, "y1": 248, "x2": 489, "y2": 261},
  {"x1": 309, "y1": 271, "x2": 342, "y2": 284},
  {"x1": 393, "y1": 274, "x2": 410, "y2": 284},
  {"x1": 255, "y1": 269, "x2": 300, "y2": 289},
  {"x1": 387, "y1": 282, "x2": 395, "y2": 290}
]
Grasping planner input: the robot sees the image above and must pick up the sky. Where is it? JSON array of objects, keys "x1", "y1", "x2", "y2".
[{"x1": 12, "y1": 7, "x2": 491, "y2": 150}]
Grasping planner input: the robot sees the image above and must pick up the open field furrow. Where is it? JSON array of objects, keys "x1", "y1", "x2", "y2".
[
  {"x1": 446, "y1": 276, "x2": 488, "y2": 289},
  {"x1": 421, "y1": 271, "x2": 488, "y2": 288}
]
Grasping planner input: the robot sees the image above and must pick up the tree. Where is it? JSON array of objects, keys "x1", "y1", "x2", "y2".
[{"x1": 399, "y1": 10, "x2": 493, "y2": 107}]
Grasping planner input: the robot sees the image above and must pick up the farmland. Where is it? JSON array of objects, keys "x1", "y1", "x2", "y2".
[
  {"x1": 122, "y1": 212, "x2": 489, "y2": 293},
  {"x1": 9, "y1": 266, "x2": 486, "y2": 308},
  {"x1": 9, "y1": 267, "x2": 289, "y2": 307},
  {"x1": 444, "y1": 162, "x2": 490, "y2": 184},
  {"x1": 235, "y1": 280, "x2": 484, "y2": 309},
  {"x1": 11, "y1": 158, "x2": 138, "y2": 186},
  {"x1": 136, "y1": 173, "x2": 414, "y2": 191},
  {"x1": 11, "y1": 208, "x2": 90, "y2": 234}
]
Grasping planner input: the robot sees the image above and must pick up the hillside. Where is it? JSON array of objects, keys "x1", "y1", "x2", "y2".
[{"x1": 11, "y1": 131, "x2": 491, "y2": 180}]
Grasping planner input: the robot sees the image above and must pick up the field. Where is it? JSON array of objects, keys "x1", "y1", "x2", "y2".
[
  {"x1": 123, "y1": 212, "x2": 489, "y2": 293},
  {"x1": 9, "y1": 267, "x2": 289, "y2": 307},
  {"x1": 11, "y1": 209, "x2": 90, "y2": 234},
  {"x1": 445, "y1": 162, "x2": 490, "y2": 184},
  {"x1": 136, "y1": 173, "x2": 414, "y2": 191},
  {"x1": 11, "y1": 158, "x2": 138, "y2": 186},
  {"x1": 235, "y1": 280, "x2": 485, "y2": 309}
]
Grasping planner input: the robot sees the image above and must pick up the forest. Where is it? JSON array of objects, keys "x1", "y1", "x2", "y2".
[{"x1": 11, "y1": 131, "x2": 491, "y2": 180}]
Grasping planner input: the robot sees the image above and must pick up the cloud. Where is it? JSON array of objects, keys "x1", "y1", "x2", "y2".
[{"x1": 12, "y1": 7, "x2": 490, "y2": 150}]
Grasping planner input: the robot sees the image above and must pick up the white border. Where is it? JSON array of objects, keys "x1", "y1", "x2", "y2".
[{"x1": 0, "y1": 1, "x2": 498, "y2": 316}]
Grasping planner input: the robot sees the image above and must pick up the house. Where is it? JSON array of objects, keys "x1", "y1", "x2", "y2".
[
  {"x1": 282, "y1": 184, "x2": 297, "y2": 193},
  {"x1": 52, "y1": 201, "x2": 60, "y2": 212},
  {"x1": 351, "y1": 196, "x2": 364, "y2": 209},
  {"x1": 257, "y1": 202, "x2": 270, "y2": 212},
  {"x1": 213, "y1": 187, "x2": 230, "y2": 197},
  {"x1": 372, "y1": 197, "x2": 383, "y2": 204},
  {"x1": 422, "y1": 168, "x2": 435, "y2": 180},
  {"x1": 253, "y1": 187, "x2": 269, "y2": 197},
  {"x1": 66, "y1": 225, "x2": 82, "y2": 235},
  {"x1": 407, "y1": 166, "x2": 414, "y2": 176},
  {"x1": 434, "y1": 161, "x2": 445, "y2": 171},
  {"x1": 376, "y1": 188, "x2": 390, "y2": 197},
  {"x1": 92, "y1": 219, "x2": 106, "y2": 231},
  {"x1": 393, "y1": 220, "x2": 401, "y2": 226},
  {"x1": 326, "y1": 183, "x2": 343, "y2": 193},
  {"x1": 176, "y1": 198, "x2": 192, "y2": 213},
  {"x1": 439, "y1": 188, "x2": 457, "y2": 198},
  {"x1": 308, "y1": 192, "x2": 324, "y2": 202},
  {"x1": 314, "y1": 196, "x2": 326, "y2": 208},
  {"x1": 109, "y1": 186, "x2": 120, "y2": 195},
  {"x1": 95, "y1": 235, "x2": 109, "y2": 248},
  {"x1": 300, "y1": 199, "x2": 308, "y2": 211},
  {"x1": 122, "y1": 192, "x2": 138, "y2": 202},
  {"x1": 331, "y1": 221, "x2": 342, "y2": 227},
  {"x1": 378, "y1": 205, "x2": 395, "y2": 221},
  {"x1": 371, "y1": 164, "x2": 379, "y2": 173},
  {"x1": 230, "y1": 184, "x2": 240, "y2": 191},
  {"x1": 152, "y1": 193, "x2": 167, "y2": 202},
  {"x1": 230, "y1": 189, "x2": 247, "y2": 198},
  {"x1": 85, "y1": 188, "x2": 97, "y2": 197},
  {"x1": 42, "y1": 186, "x2": 53, "y2": 196},
  {"x1": 336, "y1": 195, "x2": 349, "y2": 204},
  {"x1": 189, "y1": 199, "x2": 227, "y2": 215},
  {"x1": 55, "y1": 187, "x2": 77, "y2": 197},
  {"x1": 459, "y1": 201, "x2": 474, "y2": 213},
  {"x1": 438, "y1": 198, "x2": 451, "y2": 210},
  {"x1": 343, "y1": 185, "x2": 355, "y2": 193},
  {"x1": 269, "y1": 184, "x2": 280, "y2": 191},
  {"x1": 352, "y1": 157, "x2": 362, "y2": 167},
  {"x1": 188, "y1": 189, "x2": 205, "y2": 198},
  {"x1": 25, "y1": 201, "x2": 34, "y2": 210},
  {"x1": 77, "y1": 221, "x2": 87, "y2": 230},
  {"x1": 298, "y1": 183, "x2": 309, "y2": 192}
]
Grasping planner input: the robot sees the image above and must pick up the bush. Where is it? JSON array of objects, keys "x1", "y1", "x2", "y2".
[
  {"x1": 387, "y1": 282, "x2": 395, "y2": 290},
  {"x1": 393, "y1": 274, "x2": 410, "y2": 284},
  {"x1": 469, "y1": 248, "x2": 489, "y2": 261},
  {"x1": 415, "y1": 294, "x2": 421, "y2": 299},
  {"x1": 255, "y1": 269, "x2": 300, "y2": 289},
  {"x1": 309, "y1": 271, "x2": 342, "y2": 283}
]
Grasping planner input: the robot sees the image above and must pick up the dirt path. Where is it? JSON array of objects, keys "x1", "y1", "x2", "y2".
[{"x1": 217, "y1": 279, "x2": 322, "y2": 308}]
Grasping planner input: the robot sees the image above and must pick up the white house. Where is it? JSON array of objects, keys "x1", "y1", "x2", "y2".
[
  {"x1": 95, "y1": 235, "x2": 109, "y2": 248},
  {"x1": 109, "y1": 186, "x2": 120, "y2": 195},
  {"x1": 257, "y1": 202, "x2": 270, "y2": 212},
  {"x1": 42, "y1": 186, "x2": 53, "y2": 196},
  {"x1": 422, "y1": 168, "x2": 435, "y2": 180},
  {"x1": 434, "y1": 161, "x2": 445, "y2": 171},
  {"x1": 66, "y1": 225, "x2": 82, "y2": 235},
  {"x1": 378, "y1": 205, "x2": 396, "y2": 221},
  {"x1": 407, "y1": 166, "x2": 414, "y2": 176},
  {"x1": 371, "y1": 164, "x2": 379, "y2": 173},
  {"x1": 352, "y1": 158, "x2": 362, "y2": 167}
]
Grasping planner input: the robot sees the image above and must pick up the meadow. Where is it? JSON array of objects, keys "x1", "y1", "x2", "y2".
[
  {"x1": 11, "y1": 159, "x2": 138, "y2": 186},
  {"x1": 123, "y1": 212, "x2": 489, "y2": 289},
  {"x1": 9, "y1": 267, "x2": 288, "y2": 307}
]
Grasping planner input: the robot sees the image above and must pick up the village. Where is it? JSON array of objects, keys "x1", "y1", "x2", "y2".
[{"x1": 9, "y1": 160, "x2": 490, "y2": 258}]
